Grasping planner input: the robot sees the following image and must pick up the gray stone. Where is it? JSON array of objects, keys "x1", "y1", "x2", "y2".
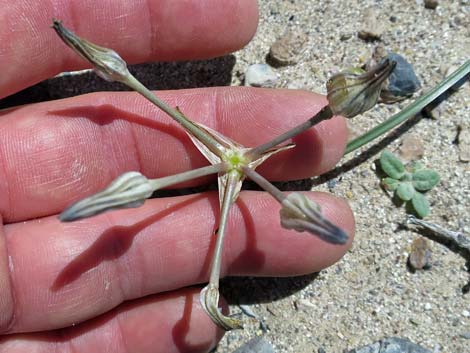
[
  {"x1": 244, "y1": 64, "x2": 278, "y2": 87},
  {"x1": 234, "y1": 337, "x2": 275, "y2": 353},
  {"x1": 268, "y1": 30, "x2": 309, "y2": 67},
  {"x1": 381, "y1": 53, "x2": 421, "y2": 102},
  {"x1": 346, "y1": 337, "x2": 432, "y2": 353}
]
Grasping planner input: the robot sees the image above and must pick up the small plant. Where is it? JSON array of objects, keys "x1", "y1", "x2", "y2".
[
  {"x1": 379, "y1": 150, "x2": 440, "y2": 218},
  {"x1": 52, "y1": 20, "x2": 396, "y2": 330}
]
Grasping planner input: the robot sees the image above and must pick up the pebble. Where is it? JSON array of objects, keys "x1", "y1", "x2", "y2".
[
  {"x1": 244, "y1": 64, "x2": 279, "y2": 87},
  {"x1": 462, "y1": 310, "x2": 470, "y2": 317},
  {"x1": 408, "y1": 237, "x2": 432, "y2": 271},
  {"x1": 399, "y1": 134, "x2": 424, "y2": 161},
  {"x1": 381, "y1": 53, "x2": 421, "y2": 102},
  {"x1": 234, "y1": 337, "x2": 275, "y2": 353},
  {"x1": 457, "y1": 124, "x2": 470, "y2": 162},
  {"x1": 424, "y1": 0, "x2": 439, "y2": 9},
  {"x1": 346, "y1": 337, "x2": 432, "y2": 353},
  {"x1": 358, "y1": 8, "x2": 385, "y2": 41},
  {"x1": 268, "y1": 30, "x2": 309, "y2": 67},
  {"x1": 459, "y1": 332, "x2": 470, "y2": 339}
]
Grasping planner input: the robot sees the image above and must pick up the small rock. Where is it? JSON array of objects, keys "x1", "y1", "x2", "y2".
[
  {"x1": 346, "y1": 337, "x2": 432, "y2": 353},
  {"x1": 424, "y1": 0, "x2": 439, "y2": 9},
  {"x1": 459, "y1": 332, "x2": 470, "y2": 339},
  {"x1": 245, "y1": 64, "x2": 278, "y2": 87},
  {"x1": 267, "y1": 30, "x2": 309, "y2": 67},
  {"x1": 358, "y1": 8, "x2": 386, "y2": 41},
  {"x1": 408, "y1": 237, "x2": 432, "y2": 271},
  {"x1": 286, "y1": 79, "x2": 307, "y2": 90},
  {"x1": 399, "y1": 134, "x2": 424, "y2": 161},
  {"x1": 381, "y1": 53, "x2": 421, "y2": 102},
  {"x1": 234, "y1": 337, "x2": 275, "y2": 353},
  {"x1": 462, "y1": 310, "x2": 470, "y2": 317},
  {"x1": 457, "y1": 124, "x2": 470, "y2": 162}
]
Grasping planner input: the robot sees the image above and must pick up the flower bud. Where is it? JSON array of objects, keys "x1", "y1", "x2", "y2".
[
  {"x1": 280, "y1": 193, "x2": 348, "y2": 245},
  {"x1": 326, "y1": 59, "x2": 396, "y2": 118},
  {"x1": 59, "y1": 172, "x2": 154, "y2": 222},
  {"x1": 52, "y1": 19, "x2": 130, "y2": 83}
]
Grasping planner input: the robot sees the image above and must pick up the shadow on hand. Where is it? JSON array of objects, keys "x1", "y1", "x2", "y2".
[
  {"x1": 172, "y1": 291, "x2": 219, "y2": 353},
  {"x1": 51, "y1": 194, "x2": 207, "y2": 291},
  {"x1": 0, "y1": 56, "x2": 236, "y2": 109},
  {"x1": 48, "y1": 103, "x2": 188, "y2": 142}
]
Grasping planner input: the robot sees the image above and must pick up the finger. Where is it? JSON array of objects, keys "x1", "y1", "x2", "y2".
[
  {"x1": 0, "y1": 87, "x2": 348, "y2": 223},
  {"x1": 0, "y1": 191, "x2": 354, "y2": 333},
  {"x1": 0, "y1": 288, "x2": 224, "y2": 353},
  {"x1": 0, "y1": 0, "x2": 258, "y2": 98}
]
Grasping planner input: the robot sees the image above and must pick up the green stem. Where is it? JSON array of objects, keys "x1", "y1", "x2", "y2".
[{"x1": 345, "y1": 60, "x2": 470, "y2": 154}]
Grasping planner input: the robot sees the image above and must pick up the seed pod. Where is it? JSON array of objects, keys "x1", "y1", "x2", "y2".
[
  {"x1": 280, "y1": 193, "x2": 348, "y2": 245},
  {"x1": 60, "y1": 172, "x2": 154, "y2": 222},
  {"x1": 52, "y1": 19, "x2": 130, "y2": 83},
  {"x1": 326, "y1": 60, "x2": 396, "y2": 118}
]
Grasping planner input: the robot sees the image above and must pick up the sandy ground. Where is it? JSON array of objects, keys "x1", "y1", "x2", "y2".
[
  {"x1": 2, "y1": 1, "x2": 469, "y2": 352},
  {"x1": 214, "y1": 1, "x2": 470, "y2": 352}
]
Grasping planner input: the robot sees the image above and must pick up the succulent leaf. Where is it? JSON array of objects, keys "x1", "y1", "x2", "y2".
[
  {"x1": 380, "y1": 150, "x2": 405, "y2": 179},
  {"x1": 411, "y1": 192, "x2": 430, "y2": 218},
  {"x1": 396, "y1": 182, "x2": 415, "y2": 201},
  {"x1": 412, "y1": 169, "x2": 440, "y2": 191},
  {"x1": 382, "y1": 177, "x2": 399, "y2": 191}
]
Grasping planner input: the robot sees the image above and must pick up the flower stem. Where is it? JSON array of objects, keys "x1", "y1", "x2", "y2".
[
  {"x1": 242, "y1": 167, "x2": 286, "y2": 204},
  {"x1": 150, "y1": 163, "x2": 227, "y2": 190},
  {"x1": 209, "y1": 170, "x2": 239, "y2": 285},
  {"x1": 123, "y1": 74, "x2": 225, "y2": 156},
  {"x1": 248, "y1": 105, "x2": 333, "y2": 158},
  {"x1": 345, "y1": 60, "x2": 470, "y2": 154}
]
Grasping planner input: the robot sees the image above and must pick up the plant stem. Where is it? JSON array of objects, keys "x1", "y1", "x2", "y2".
[
  {"x1": 124, "y1": 74, "x2": 225, "y2": 156},
  {"x1": 209, "y1": 171, "x2": 239, "y2": 285},
  {"x1": 407, "y1": 215, "x2": 470, "y2": 253},
  {"x1": 345, "y1": 60, "x2": 470, "y2": 154},
  {"x1": 248, "y1": 105, "x2": 333, "y2": 158},
  {"x1": 242, "y1": 167, "x2": 286, "y2": 204},
  {"x1": 150, "y1": 163, "x2": 227, "y2": 190}
]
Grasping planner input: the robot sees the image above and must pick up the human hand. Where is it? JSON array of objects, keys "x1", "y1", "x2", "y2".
[{"x1": 0, "y1": 1, "x2": 354, "y2": 352}]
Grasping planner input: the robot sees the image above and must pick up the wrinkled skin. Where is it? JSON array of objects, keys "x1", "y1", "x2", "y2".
[{"x1": 0, "y1": 1, "x2": 354, "y2": 352}]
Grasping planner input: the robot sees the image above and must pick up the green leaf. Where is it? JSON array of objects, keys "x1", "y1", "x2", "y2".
[
  {"x1": 409, "y1": 161, "x2": 424, "y2": 173},
  {"x1": 380, "y1": 150, "x2": 405, "y2": 179},
  {"x1": 396, "y1": 182, "x2": 415, "y2": 201},
  {"x1": 412, "y1": 169, "x2": 440, "y2": 191},
  {"x1": 382, "y1": 177, "x2": 399, "y2": 191},
  {"x1": 411, "y1": 192, "x2": 430, "y2": 218}
]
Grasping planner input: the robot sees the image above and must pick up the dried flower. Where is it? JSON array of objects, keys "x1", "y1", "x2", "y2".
[{"x1": 326, "y1": 59, "x2": 396, "y2": 118}]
